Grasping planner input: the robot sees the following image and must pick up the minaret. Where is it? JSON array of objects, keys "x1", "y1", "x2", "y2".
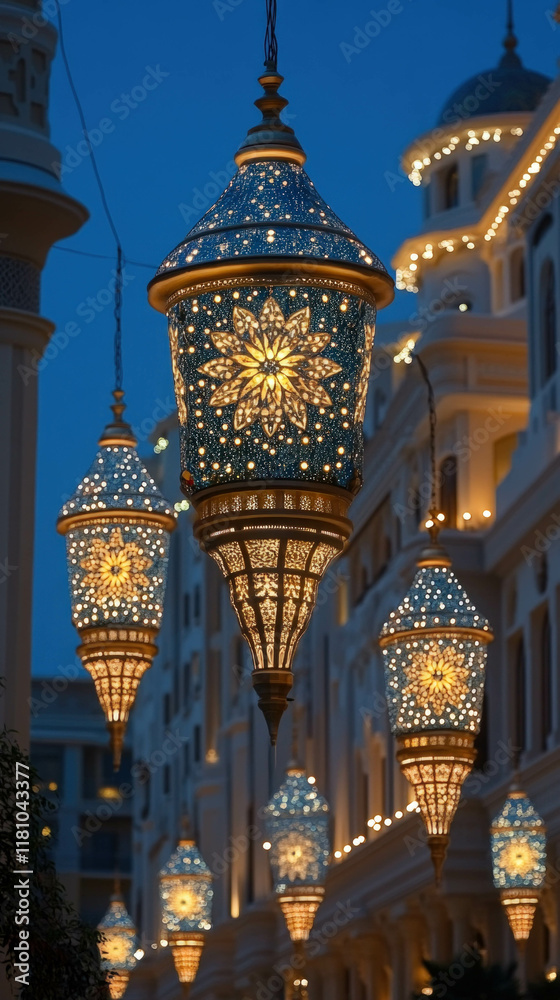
[{"x1": 0, "y1": 0, "x2": 88, "y2": 746}]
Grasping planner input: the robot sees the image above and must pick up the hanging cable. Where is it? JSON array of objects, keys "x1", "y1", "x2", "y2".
[
  {"x1": 56, "y1": 8, "x2": 124, "y2": 393},
  {"x1": 52, "y1": 245, "x2": 157, "y2": 271},
  {"x1": 264, "y1": 0, "x2": 278, "y2": 70},
  {"x1": 413, "y1": 353, "x2": 438, "y2": 520}
]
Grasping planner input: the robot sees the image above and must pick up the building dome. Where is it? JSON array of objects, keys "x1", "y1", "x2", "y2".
[{"x1": 437, "y1": 14, "x2": 550, "y2": 125}]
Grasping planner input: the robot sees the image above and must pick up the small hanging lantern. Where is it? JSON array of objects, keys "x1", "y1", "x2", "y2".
[
  {"x1": 57, "y1": 392, "x2": 176, "y2": 768},
  {"x1": 264, "y1": 763, "x2": 330, "y2": 942},
  {"x1": 379, "y1": 357, "x2": 492, "y2": 885},
  {"x1": 491, "y1": 786, "x2": 546, "y2": 946},
  {"x1": 159, "y1": 838, "x2": 213, "y2": 987},
  {"x1": 97, "y1": 891, "x2": 138, "y2": 999},
  {"x1": 148, "y1": 4, "x2": 394, "y2": 744}
]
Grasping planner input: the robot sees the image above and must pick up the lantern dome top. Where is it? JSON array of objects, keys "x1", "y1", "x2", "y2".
[
  {"x1": 159, "y1": 839, "x2": 212, "y2": 878},
  {"x1": 98, "y1": 896, "x2": 136, "y2": 932},
  {"x1": 266, "y1": 767, "x2": 329, "y2": 819},
  {"x1": 380, "y1": 562, "x2": 492, "y2": 640},
  {"x1": 491, "y1": 788, "x2": 546, "y2": 833},
  {"x1": 57, "y1": 425, "x2": 175, "y2": 530},
  {"x1": 149, "y1": 71, "x2": 394, "y2": 312}
]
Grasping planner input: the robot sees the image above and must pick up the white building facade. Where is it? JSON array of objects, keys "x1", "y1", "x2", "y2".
[{"x1": 130, "y1": 24, "x2": 560, "y2": 1000}]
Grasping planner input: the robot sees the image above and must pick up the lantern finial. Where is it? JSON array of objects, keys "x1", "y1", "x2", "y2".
[
  {"x1": 99, "y1": 389, "x2": 137, "y2": 448},
  {"x1": 235, "y1": 70, "x2": 306, "y2": 167}
]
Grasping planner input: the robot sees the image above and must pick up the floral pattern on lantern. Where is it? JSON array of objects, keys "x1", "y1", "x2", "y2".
[
  {"x1": 58, "y1": 406, "x2": 176, "y2": 768},
  {"x1": 265, "y1": 766, "x2": 330, "y2": 941},
  {"x1": 379, "y1": 552, "x2": 492, "y2": 884},
  {"x1": 491, "y1": 788, "x2": 546, "y2": 945},
  {"x1": 98, "y1": 895, "x2": 137, "y2": 999},
  {"x1": 159, "y1": 839, "x2": 213, "y2": 985}
]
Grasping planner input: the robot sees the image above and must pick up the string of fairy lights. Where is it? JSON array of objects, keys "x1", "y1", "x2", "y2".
[{"x1": 396, "y1": 121, "x2": 560, "y2": 292}]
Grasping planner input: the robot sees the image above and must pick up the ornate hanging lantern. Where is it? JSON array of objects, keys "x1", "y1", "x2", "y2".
[
  {"x1": 264, "y1": 763, "x2": 330, "y2": 942},
  {"x1": 491, "y1": 786, "x2": 547, "y2": 946},
  {"x1": 159, "y1": 838, "x2": 213, "y2": 987},
  {"x1": 97, "y1": 892, "x2": 138, "y2": 999},
  {"x1": 148, "y1": 5, "x2": 394, "y2": 744},
  {"x1": 57, "y1": 392, "x2": 176, "y2": 768},
  {"x1": 379, "y1": 358, "x2": 492, "y2": 885}
]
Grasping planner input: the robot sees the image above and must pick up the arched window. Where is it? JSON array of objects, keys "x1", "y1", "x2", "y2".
[
  {"x1": 514, "y1": 637, "x2": 526, "y2": 755},
  {"x1": 540, "y1": 258, "x2": 557, "y2": 384},
  {"x1": 373, "y1": 388, "x2": 387, "y2": 430},
  {"x1": 444, "y1": 163, "x2": 459, "y2": 209},
  {"x1": 541, "y1": 610, "x2": 552, "y2": 750},
  {"x1": 439, "y1": 455, "x2": 457, "y2": 528},
  {"x1": 510, "y1": 247, "x2": 525, "y2": 302}
]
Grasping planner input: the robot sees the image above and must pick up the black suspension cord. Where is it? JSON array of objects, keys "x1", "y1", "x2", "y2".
[
  {"x1": 413, "y1": 353, "x2": 438, "y2": 520},
  {"x1": 56, "y1": 8, "x2": 124, "y2": 393},
  {"x1": 264, "y1": 0, "x2": 278, "y2": 70}
]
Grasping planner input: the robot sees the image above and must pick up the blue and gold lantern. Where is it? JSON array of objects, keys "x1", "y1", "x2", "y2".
[
  {"x1": 264, "y1": 764, "x2": 330, "y2": 941},
  {"x1": 379, "y1": 541, "x2": 492, "y2": 883},
  {"x1": 491, "y1": 787, "x2": 547, "y2": 946},
  {"x1": 57, "y1": 393, "x2": 176, "y2": 768},
  {"x1": 98, "y1": 892, "x2": 138, "y2": 999},
  {"x1": 148, "y1": 65, "x2": 394, "y2": 744},
  {"x1": 159, "y1": 838, "x2": 213, "y2": 985}
]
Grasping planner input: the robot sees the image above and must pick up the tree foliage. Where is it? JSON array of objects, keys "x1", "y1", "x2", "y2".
[{"x1": 0, "y1": 726, "x2": 109, "y2": 999}]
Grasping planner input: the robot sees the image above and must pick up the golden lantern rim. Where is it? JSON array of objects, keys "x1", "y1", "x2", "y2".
[
  {"x1": 378, "y1": 624, "x2": 494, "y2": 648},
  {"x1": 148, "y1": 258, "x2": 395, "y2": 313},
  {"x1": 57, "y1": 508, "x2": 177, "y2": 535},
  {"x1": 234, "y1": 144, "x2": 307, "y2": 167}
]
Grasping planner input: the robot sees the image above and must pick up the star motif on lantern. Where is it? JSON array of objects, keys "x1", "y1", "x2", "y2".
[
  {"x1": 402, "y1": 640, "x2": 469, "y2": 716},
  {"x1": 354, "y1": 323, "x2": 375, "y2": 425},
  {"x1": 101, "y1": 936, "x2": 132, "y2": 965},
  {"x1": 165, "y1": 884, "x2": 205, "y2": 922},
  {"x1": 498, "y1": 839, "x2": 541, "y2": 879},
  {"x1": 276, "y1": 831, "x2": 317, "y2": 882},
  {"x1": 198, "y1": 297, "x2": 342, "y2": 438},
  {"x1": 80, "y1": 527, "x2": 152, "y2": 603}
]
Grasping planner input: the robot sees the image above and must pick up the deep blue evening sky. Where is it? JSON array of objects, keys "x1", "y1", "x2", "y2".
[{"x1": 33, "y1": 0, "x2": 559, "y2": 676}]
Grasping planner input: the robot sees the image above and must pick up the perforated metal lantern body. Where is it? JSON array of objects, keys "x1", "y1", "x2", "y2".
[
  {"x1": 264, "y1": 766, "x2": 330, "y2": 941},
  {"x1": 491, "y1": 789, "x2": 546, "y2": 945},
  {"x1": 58, "y1": 409, "x2": 176, "y2": 767},
  {"x1": 149, "y1": 71, "x2": 394, "y2": 743},
  {"x1": 159, "y1": 839, "x2": 213, "y2": 984},
  {"x1": 98, "y1": 895, "x2": 137, "y2": 999},
  {"x1": 379, "y1": 547, "x2": 492, "y2": 883}
]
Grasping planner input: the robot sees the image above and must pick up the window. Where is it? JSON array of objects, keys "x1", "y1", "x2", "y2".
[
  {"x1": 510, "y1": 247, "x2": 525, "y2": 302},
  {"x1": 439, "y1": 455, "x2": 457, "y2": 528},
  {"x1": 193, "y1": 725, "x2": 201, "y2": 763},
  {"x1": 514, "y1": 637, "x2": 526, "y2": 756},
  {"x1": 423, "y1": 182, "x2": 431, "y2": 219},
  {"x1": 471, "y1": 154, "x2": 487, "y2": 198},
  {"x1": 163, "y1": 765, "x2": 170, "y2": 796},
  {"x1": 183, "y1": 660, "x2": 191, "y2": 703},
  {"x1": 194, "y1": 585, "x2": 201, "y2": 624},
  {"x1": 444, "y1": 163, "x2": 459, "y2": 209},
  {"x1": 373, "y1": 388, "x2": 387, "y2": 430},
  {"x1": 183, "y1": 593, "x2": 190, "y2": 628},
  {"x1": 540, "y1": 258, "x2": 557, "y2": 384},
  {"x1": 163, "y1": 693, "x2": 171, "y2": 726},
  {"x1": 494, "y1": 432, "x2": 518, "y2": 487},
  {"x1": 474, "y1": 691, "x2": 489, "y2": 770},
  {"x1": 541, "y1": 610, "x2": 552, "y2": 750}
]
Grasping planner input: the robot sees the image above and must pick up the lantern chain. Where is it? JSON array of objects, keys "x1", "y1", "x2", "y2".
[
  {"x1": 412, "y1": 353, "x2": 437, "y2": 519},
  {"x1": 57, "y1": 7, "x2": 125, "y2": 395},
  {"x1": 264, "y1": 0, "x2": 278, "y2": 70}
]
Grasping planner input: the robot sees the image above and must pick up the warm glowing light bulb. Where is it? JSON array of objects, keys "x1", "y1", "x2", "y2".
[
  {"x1": 436, "y1": 513, "x2": 445, "y2": 522},
  {"x1": 334, "y1": 850, "x2": 342, "y2": 858},
  {"x1": 462, "y1": 512, "x2": 472, "y2": 521},
  {"x1": 482, "y1": 509, "x2": 491, "y2": 518},
  {"x1": 307, "y1": 776, "x2": 316, "y2": 785},
  {"x1": 263, "y1": 841, "x2": 271, "y2": 850}
]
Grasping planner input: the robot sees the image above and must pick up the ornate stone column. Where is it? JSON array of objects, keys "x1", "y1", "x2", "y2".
[{"x1": 0, "y1": 0, "x2": 88, "y2": 745}]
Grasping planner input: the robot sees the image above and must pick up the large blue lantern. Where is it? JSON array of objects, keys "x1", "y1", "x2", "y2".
[
  {"x1": 264, "y1": 765, "x2": 330, "y2": 941},
  {"x1": 97, "y1": 893, "x2": 138, "y2": 999},
  {"x1": 159, "y1": 838, "x2": 213, "y2": 985},
  {"x1": 491, "y1": 787, "x2": 547, "y2": 946},
  {"x1": 148, "y1": 61, "x2": 394, "y2": 745}
]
